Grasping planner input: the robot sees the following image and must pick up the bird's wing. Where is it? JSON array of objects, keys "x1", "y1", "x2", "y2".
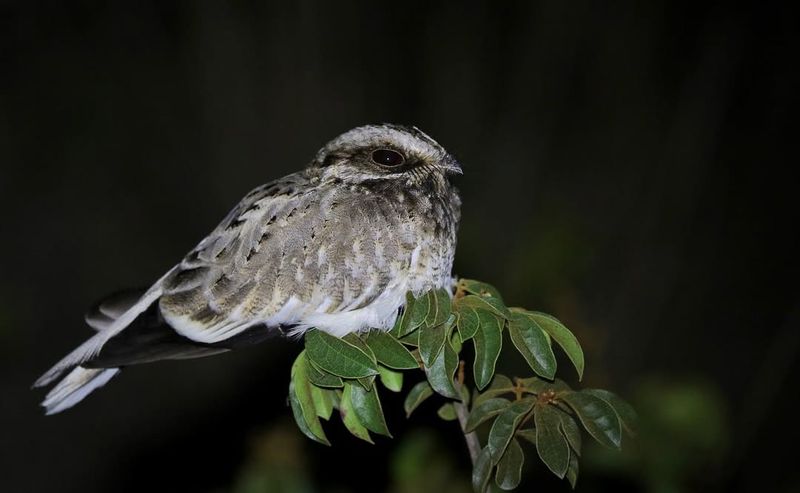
[
  {"x1": 34, "y1": 174, "x2": 311, "y2": 387},
  {"x1": 159, "y1": 174, "x2": 416, "y2": 344},
  {"x1": 36, "y1": 172, "x2": 415, "y2": 389},
  {"x1": 85, "y1": 288, "x2": 148, "y2": 331}
]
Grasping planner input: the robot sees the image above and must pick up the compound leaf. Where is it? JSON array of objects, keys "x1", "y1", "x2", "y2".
[
  {"x1": 458, "y1": 278, "x2": 504, "y2": 303},
  {"x1": 347, "y1": 381, "x2": 391, "y2": 437},
  {"x1": 419, "y1": 319, "x2": 448, "y2": 368},
  {"x1": 424, "y1": 339, "x2": 459, "y2": 399},
  {"x1": 534, "y1": 404, "x2": 570, "y2": 478},
  {"x1": 458, "y1": 293, "x2": 510, "y2": 320},
  {"x1": 495, "y1": 437, "x2": 524, "y2": 490},
  {"x1": 527, "y1": 312, "x2": 584, "y2": 380},
  {"x1": 561, "y1": 391, "x2": 622, "y2": 449},
  {"x1": 472, "y1": 447, "x2": 494, "y2": 493},
  {"x1": 366, "y1": 330, "x2": 419, "y2": 370},
  {"x1": 508, "y1": 312, "x2": 557, "y2": 379},
  {"x1": 307, "y1": 359, "x2": 344, "y2": 388},
  {"x1": 404, "y1": 381, "x2": 434, "y2": 417},
  {"x1": 378, "y1": 365, "x2": 404, "y2": 392},
  {"x1": 455, "y1": 304, "x2": 480, "y2": 340},
  {"x1": 289, "y1": 352, "x2": 329, "y2": 445},
  {"x1": 473, "y1": 374, "x2": 515, "y2": 407},
  {"x1": 465, "y1": 397, "x2": 511, "y2": 432},
  {"x1": 305, "y1": 330, "x2": 378, "y2": 379},
  {"x1": 584, "y1": 389, "x2": 638, "y2": 437},
  {"x1": 339, "y1": 384, "x2": 372, "y2": 443},
  {"x1": 437, "y1": 403, "x2": 458, "y2": 421},
  {"x1": 473, "y1": 310, "x2": 503, "y2": 390},
  {"x1": 487, "y1": 397, "x2": 535, "y2": 463}
]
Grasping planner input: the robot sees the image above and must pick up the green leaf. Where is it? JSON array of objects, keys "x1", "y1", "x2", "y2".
[
  {"x1": 346, "y1": 381, "x2": 391, "y2": 437},
  {"x1": 407, "y1": 291, "x2": 430, "y2": 331},
  {"x1": 455, "y1": 304, "x2": 480, "y2": 340},
  {"x1": 305, "y1": 329, "x2": 378, "y2": 379},
  {"x1": 516, "y1": 428, "x2": 536, "y2": 445},
  {"x1": 558, "y1": 410, "x2": 582, "y2": 455},
  {"x1": 340, "y1": 334, "x2": 377, "y2": 391},
  {"x1": 584, "y1": 389, "x2": 638, "y2": 437},
  {"x1": 487, "y1": 397, "x2": 535, "y2": 463},
  {"x1": 472, "y1": 310, "x2": 503, "y2": 390},
  {"x1": 424, "y1": 288, "x2": 452, "y2": 327},
  {"x1": 561, "y1": 391, "x2": 622, "y2": 449},
  {"x1": 307, "y1": 359, "x2": 345, "y2": 388},
  {"x1": 424, "y1": 339, "x2": 460, "y2": 399},
  {"x1": 473, "y1": 374, "x2": 515, "y2": 407},
  {"x1": 339, "y1": 385, "x2": 373, "y2": 443},
  {"x1": 534, "y1": 404, "x2": 570, "y2": 478},
  {"x1": 465, "y1": 397, "x2": 511, "y2": 432},
  {"x1": 378, "y1": 365, "x2": 404, "y2": 392},
  {"x1": 528, "y1": 312, "x2": 584, "y2": 380},
  {"x1": 356, "y1": 375, "x2": 376, "y2": 391},
  {"x1": 289, "y1": 388, "x2": 328, "y2": 446},
  {"x1": 472, "y1": 447, "x2": 494, "y2": 493},
  {"x1": 419, "y1": 319, "x2": 448, "y2": 368},
  {"x1": 342, "y1": 333, "x2": 377, "y2": 361},
  {"x1": 495, "y1": 437, "x2": 524, "y2": 490},
  {"x1": 404, "y1": 381, "x2": 434, "y2": 417},
  {"x1": 517, "y1": 376, "x2": 571, "y2": 394},
  {"x1": 458, "y1": 278, "x2": 504, "y2": 303},
  {"x1": 398, "y1": 329, "x2": 420, "y2": 347},
  {"x1": 566, "y1": 450, "x2": 579, "y2": 489},
  {"x1": 289, "y1": 352, "x2": 330, "y2": 445},
  {"x1": 437, "y1": 403, "x2": 458, "y2": 421},
  {"x1": 450, "y1": 328, "x2": 463, "y2": 353},
  {"x1": 311, "y1": 385, "x2": 335, "y2": 420},
  {"x1": 458, "y1": 293, "x2": 510, "y2": 320},
  {"x1": 508, "y1": 312, "x2": 557, "y2": 379},
  {"x1": 365, "y1": 330, "x2": 419, "y2": 369}
]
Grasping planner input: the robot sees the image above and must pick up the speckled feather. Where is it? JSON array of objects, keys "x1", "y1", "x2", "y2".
[{"x1": 34, "y1": 124, "x2": 461, "y2": 413}]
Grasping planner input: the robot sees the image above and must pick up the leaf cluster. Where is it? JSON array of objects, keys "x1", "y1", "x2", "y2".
[{"x1": 288, "y1": 279, "x2": 635, "y2": 491}]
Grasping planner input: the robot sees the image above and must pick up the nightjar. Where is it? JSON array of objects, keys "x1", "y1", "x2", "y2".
[{"x1": 35, "y1": 124, "x2": 462, "y2": 414}]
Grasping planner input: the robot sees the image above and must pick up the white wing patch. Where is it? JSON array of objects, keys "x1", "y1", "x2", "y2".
[
  {"x1": 42, "y1": 367, "x2": 120, "y2": 415},
  {"x1": 164, "y1": 313, "x2": 262, "y2": 344},
  {"x1": 35, "y1": 280, "x2": 169, "y2": 387}
]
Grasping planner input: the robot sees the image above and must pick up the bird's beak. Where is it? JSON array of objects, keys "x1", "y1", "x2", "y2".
[{"x1": 440, "y1": 157, "x2": 463, "y2": 175}]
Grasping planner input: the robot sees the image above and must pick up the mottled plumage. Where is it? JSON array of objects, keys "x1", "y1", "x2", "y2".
[{"x1": 35, "y1": 124, "x2": 461, "y2": 414}]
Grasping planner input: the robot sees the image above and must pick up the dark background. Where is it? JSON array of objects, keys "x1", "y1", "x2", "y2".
[{"x1": 1, "y1": 1, "x2": 797, "y2": 492}]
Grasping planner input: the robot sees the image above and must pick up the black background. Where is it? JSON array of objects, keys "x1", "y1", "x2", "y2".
[{"x1": 1, "y1": 2, "x2": 798, "y2": 492}]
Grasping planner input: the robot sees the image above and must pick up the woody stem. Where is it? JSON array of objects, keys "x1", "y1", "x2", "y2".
[{"x1": 453, "y1": 380, "x2": 480, "y2": 466}]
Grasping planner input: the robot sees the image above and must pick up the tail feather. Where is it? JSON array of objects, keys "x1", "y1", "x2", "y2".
[
  {"x1": 34, "y1": 287, "x2": 164, "y2": 388},
  {"x1": 85, "y1": 288, "x2": 148, "y2": 331},
  {"x1": 42, "y1": 367, "x2": 120, "y2": 415}
]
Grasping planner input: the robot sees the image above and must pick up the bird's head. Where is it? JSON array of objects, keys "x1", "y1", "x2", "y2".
[{"x1": 310, "y1": 124, "x2": 461, "y2": 190}]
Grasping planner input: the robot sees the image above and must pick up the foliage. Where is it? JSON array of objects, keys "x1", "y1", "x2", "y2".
[{"x1": 287, "y1": 279, "x2": 634, "y2": 491}]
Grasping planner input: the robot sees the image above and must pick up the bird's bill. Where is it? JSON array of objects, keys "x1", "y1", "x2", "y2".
[{"x1": 440, "y1": 157, "x2": 463, "y2": 175}]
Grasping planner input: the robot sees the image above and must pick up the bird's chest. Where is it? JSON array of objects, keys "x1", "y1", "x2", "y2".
[{"x1": 401, "y1": 192, "x2": 459, "y2": 294}]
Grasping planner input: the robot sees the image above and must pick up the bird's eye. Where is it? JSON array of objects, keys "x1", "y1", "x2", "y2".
[{"x1": 371, "y1": 149, "x2": 405, "y2": 167}]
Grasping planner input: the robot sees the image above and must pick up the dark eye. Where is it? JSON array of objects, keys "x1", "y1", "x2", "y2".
[{"x1": 371, "y1": 149, "x2": 405, "y2": 167}]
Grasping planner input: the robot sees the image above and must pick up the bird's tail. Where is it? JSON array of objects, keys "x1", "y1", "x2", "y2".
[{"x1": 41, "y1": 366, "x2": 120, "y2": 415}]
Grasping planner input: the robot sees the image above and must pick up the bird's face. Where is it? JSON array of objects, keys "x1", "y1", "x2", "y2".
[{"x1": 311, "y1": 124, "x2": 461, "y2": 189}]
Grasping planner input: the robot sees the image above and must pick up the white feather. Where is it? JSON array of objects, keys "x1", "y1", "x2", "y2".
[
  {"x1": 34, "y1": 270, "x2": 174, "y2": 387},
  {"x1": 42, "y1": 367, "x2": 120, "y2": 415}
]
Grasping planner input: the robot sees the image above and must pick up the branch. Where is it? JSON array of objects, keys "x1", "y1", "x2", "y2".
[
  {"x1": 454, "y1": 382, "x2": 481, "y2": 466},
  {"x1": 289, "y1": 281, "x2": 632, "y2": 491}
]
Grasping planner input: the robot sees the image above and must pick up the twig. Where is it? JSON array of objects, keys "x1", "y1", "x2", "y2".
[{"x1": 453, "y1": 381, "x2": 481, "y2": 466}]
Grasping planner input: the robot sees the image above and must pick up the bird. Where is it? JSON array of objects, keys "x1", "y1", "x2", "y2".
[{"x1": 34, "y1": 124, "x2": 462, "y2": 414}]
